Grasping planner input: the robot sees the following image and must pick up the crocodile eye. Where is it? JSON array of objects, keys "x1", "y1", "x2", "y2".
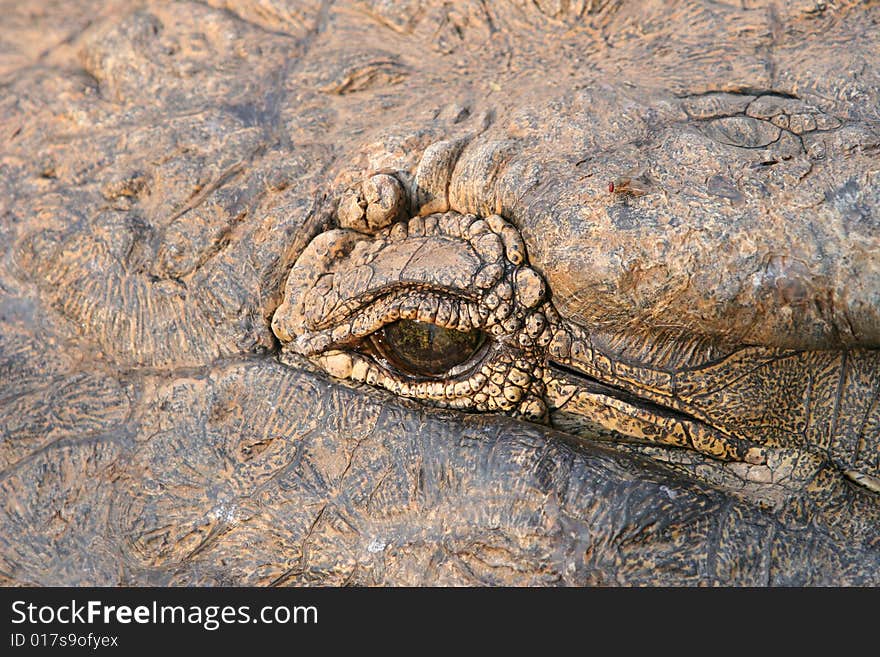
[{"x1": 368, "y1": 319, "x2": 487, "y2": 378}]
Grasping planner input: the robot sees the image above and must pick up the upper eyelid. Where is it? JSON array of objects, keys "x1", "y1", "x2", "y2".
[
  {"x1": 311, "y1": 282, "x2": 483, "y2": 332},
  {"x1": 292, "y1": 217, "x2": 520, "y2": 321},
  {"x1": 311, "y1": 282, "x2": 488, "y2": 335},
  {"x1": 295, "y1": 285, "x2": 491, "y2": 356}
]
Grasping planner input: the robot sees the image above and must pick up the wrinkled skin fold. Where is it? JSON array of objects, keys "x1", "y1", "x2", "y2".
[{"x1": 1, "y1": 0, "x2": 879, "y2": 585}]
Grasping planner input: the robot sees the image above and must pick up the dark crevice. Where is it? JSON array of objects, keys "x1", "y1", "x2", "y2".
[
  {"x1": 676, "y1": 89, "x2": 799, "y2": 100},
  {"x1": 547, "y1": 359, "x2": 706, "y2": 428},
  {"x1": 114, "y1": 352, "x2": 275, "y2": 381}
]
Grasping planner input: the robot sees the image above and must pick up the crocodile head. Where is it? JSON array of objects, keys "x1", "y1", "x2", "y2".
[
  {"x1": 266, "y1": 1, "x2": 880, "y2": 582},
  {"x1": 3, "y1": 0, "x2": 879, "y2": 586}
]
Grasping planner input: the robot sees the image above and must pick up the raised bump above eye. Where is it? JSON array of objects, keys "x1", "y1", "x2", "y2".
[{"x1": 368, "y1": 319, "x2": 487, "y2": 378}]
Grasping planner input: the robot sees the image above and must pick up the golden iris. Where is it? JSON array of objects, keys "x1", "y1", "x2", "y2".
[{"x1": 370, "y1": 320, "x2": 485, "y2": 377}]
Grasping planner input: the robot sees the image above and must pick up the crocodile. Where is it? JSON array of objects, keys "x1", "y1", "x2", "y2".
[{"x1": 1, "y1": 0, "x2": 879, "y2": 585}]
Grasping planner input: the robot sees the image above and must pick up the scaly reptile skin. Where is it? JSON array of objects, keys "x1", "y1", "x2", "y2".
[{"x1": 4, "y1": 0, "x2": 880, "y2": 586}]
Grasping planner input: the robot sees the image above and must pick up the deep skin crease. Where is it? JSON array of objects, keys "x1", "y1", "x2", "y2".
[{"x1": 2, "y1": 0, "x2": 880, "y2": 586}]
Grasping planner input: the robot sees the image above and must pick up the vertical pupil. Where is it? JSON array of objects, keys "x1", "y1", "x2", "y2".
[{"x1": 374, "y1": 320, "x2": 484, "y2": 376}]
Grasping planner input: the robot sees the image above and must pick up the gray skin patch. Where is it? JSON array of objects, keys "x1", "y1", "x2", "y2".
[
  {"x1": 825, "y1": 179, "x2": 875, "y2": 231},
  {"x1": 702, "y1": 116, "x2": 781, "y2": 149},
  {"x1": 707, "y1": 175, "x2": 744, "y2": 202},
  {"x1": 606, "y1": 204, "x2": 658, "y2": 230}
]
